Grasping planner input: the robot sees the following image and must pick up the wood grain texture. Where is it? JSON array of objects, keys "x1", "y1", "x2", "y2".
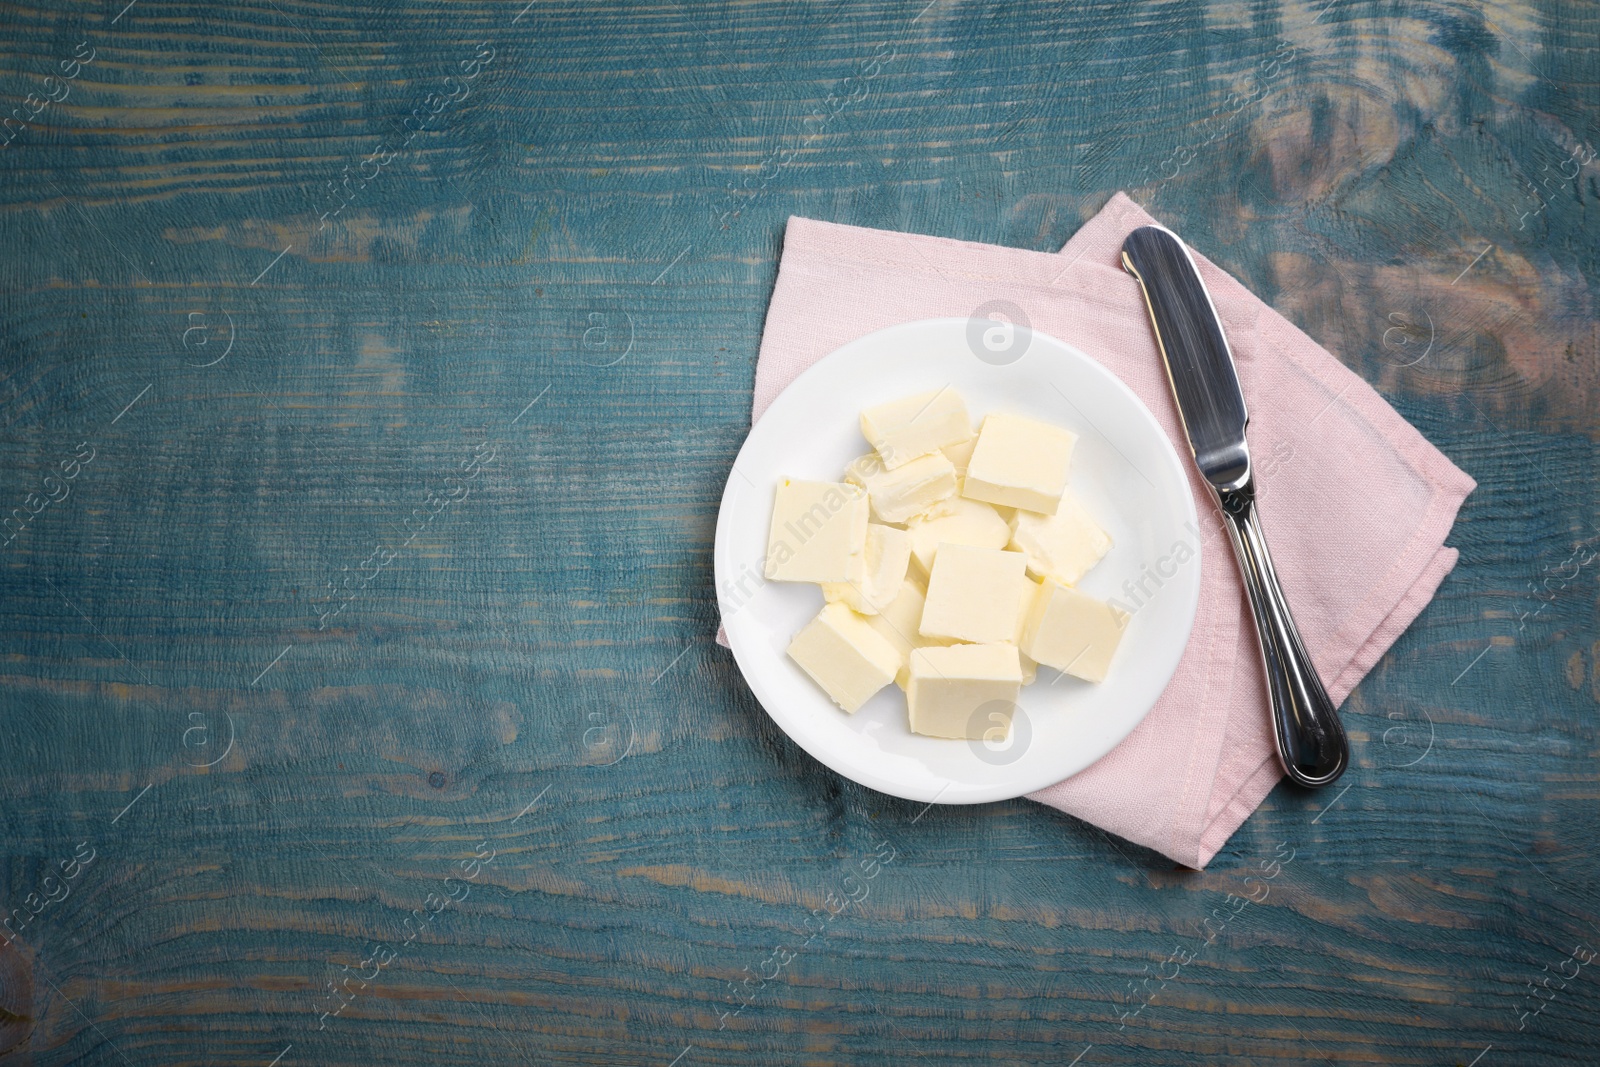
[{"x1": 0, "y1": 0, "x2": 1597, "y2": 1063}]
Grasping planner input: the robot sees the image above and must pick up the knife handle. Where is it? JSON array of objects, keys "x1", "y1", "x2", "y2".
[{"x1": 1216, "y1": 483, "x2": 1349, "y2": 787}]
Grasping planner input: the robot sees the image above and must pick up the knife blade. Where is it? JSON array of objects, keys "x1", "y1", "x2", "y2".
[{"x1": 1121, "y1": 224, "x2": 1348, "y2": 788}]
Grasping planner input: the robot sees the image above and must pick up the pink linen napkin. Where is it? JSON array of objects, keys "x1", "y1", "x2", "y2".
[{"x1": 727, "y1": 192, "x2": 1474, "y2": 869}]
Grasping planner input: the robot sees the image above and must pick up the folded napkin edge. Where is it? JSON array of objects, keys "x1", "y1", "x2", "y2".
[
  {"x1": 780, "y1": 213, "x2": 1130, "y2": 289},
  {"x1": 1194, "y1": 754, "x2": 1284, "y2": 869},
  {"x1": 1243, "y1": 314, "x2": 1476, "y2": 681},
  {"x1": 1331, "y1": 545, "x2": 1462, "y2": 701}
]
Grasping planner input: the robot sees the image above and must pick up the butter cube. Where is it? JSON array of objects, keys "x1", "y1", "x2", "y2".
[
  {"x1": 863, "y1": 578, "x2": 953, "y2": 689},
  {"x1": 906, "y1": 643, "x2": 1024, "y2": 739},
  {"x1": 822, "y1": 524, "x2": 911, "y2": 615},
  {"x1": 860, "y1": 388, "x2": 974, "y2": 469},
  {"x1": 1008, "y1": 491, "x2": 1112, "y2": 585},
  {"x1": 904, "y1": 497, "x2": 1011, "y2": 576},
  {"x1": 1019, "y1": 578, "x2": 1128, "y2": 682},
  {"x1": 846, "y1": 451, "x2": 957, "y2": 524},
  {"x1": 1015, "y1": 574, "x2": 1042, "y2": 644},
  {"x1": 919, "y1": 545, "x2": 1028, "y2": 644},
  {"x1": 787, "y1": 602, "x2": 901, "y2": 713},
  {"x1": 941, "y1": 434, "x2": 978, "y2": 477},
  {"x1": 963, "y1": 413, "x2": 1077, "y2": 514},
  {"x1": 764, "y1": 479, "x2": 868, "y2": 582}
]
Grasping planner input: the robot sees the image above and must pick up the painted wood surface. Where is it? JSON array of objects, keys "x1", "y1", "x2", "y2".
[{"x1": 0, "y1": 0, "x2": 1596, "y2": 1064}]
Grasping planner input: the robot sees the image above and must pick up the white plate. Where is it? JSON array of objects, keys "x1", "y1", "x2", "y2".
[{"x1": 714, "y1": 318, "x2": 1200, "y2": 804}]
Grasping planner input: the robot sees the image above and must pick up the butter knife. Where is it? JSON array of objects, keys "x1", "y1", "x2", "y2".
[{"x1": 1121, "y1": 225, "x2": 1348, "y2": 787}]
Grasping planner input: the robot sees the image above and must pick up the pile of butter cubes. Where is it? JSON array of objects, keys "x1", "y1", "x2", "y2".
[{"x1": 764, "y1": 388, "x2": 1129, "y2": 742}]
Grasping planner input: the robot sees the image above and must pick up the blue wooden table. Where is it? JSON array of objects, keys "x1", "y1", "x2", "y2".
[{"x1": 1, "y1": 1, "x2": 1596, "y2": 1063}]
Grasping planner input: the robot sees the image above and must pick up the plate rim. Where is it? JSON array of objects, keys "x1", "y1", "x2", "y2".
[{"x1": 714, "y1": 317, "x2": 1201, "y2": 804}]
